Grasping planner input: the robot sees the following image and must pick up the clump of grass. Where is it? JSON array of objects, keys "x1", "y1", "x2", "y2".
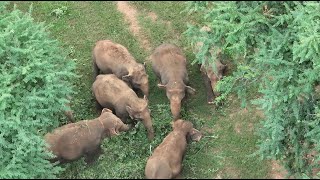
[{"x1": 50, "y1": 6, "x2": 69, "y2": 18}]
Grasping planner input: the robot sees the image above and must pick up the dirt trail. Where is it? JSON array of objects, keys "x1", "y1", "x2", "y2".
[
  {"x1": 116, "y1": 1, "x2": 152, "y2": 52},
  {"x1": 270, "y1": 160, "x2": 287, "y2": 179}
]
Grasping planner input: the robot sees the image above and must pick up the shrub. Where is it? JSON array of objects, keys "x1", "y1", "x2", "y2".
[
  {"x1": 0, "y1": 3, "x2": 76, "y2": 178},
  {"x1": 184, "y1": 1, "x2": 320, "y2": 178}
]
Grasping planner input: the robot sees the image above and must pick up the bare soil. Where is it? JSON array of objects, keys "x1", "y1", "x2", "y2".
[{"x1": 116, "y1": 1, "x2": 152, "y2": 52}]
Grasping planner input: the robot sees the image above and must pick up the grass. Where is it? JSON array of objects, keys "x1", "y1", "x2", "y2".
[{"x1": 12, "y1": 1, "x2": 271, "y2": 179}]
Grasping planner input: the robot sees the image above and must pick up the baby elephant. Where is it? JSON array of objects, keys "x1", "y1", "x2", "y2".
[
  {"x1": 44, "y1": 108, "x2": 129, "y2": 164},
  {"x1": 92, "y1": 40, "x2": 149, "y2": 97},
  {"x1": 92, "y1": 74, "x2": 155, "y2": 140},
  {"x1": 145, "y1": 119, "x2": 202, "y2": 179},
  {"x1": 151, "y1": 43, "x2": 196, "y2": 120}
]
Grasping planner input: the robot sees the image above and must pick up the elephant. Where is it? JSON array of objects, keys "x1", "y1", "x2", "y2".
[
  {"x1": 145, "y1": 119, "x2": 202, "y2": 179},
  {"x1": 44, "y1": 108, "x2": 129, "y2": 164},
  {"x1": 151, "y1": 43, "x2": 196, "y2": 120},
  {"x1": 92, "y1": 74, "x2": 155, "y2": 140},
  {"x1": 92, "y1": 39, "x2": 149, "y2": 97},
  {"x1": 200, "y1": 57, "x2": 227, "y2": 104}
]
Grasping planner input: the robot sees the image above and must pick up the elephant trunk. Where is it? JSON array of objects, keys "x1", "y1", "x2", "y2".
[
  {"x1": 140, "y1": 82, "x2": 149, "y2": 97},
  {"x1": 119, "y1": 123, "x2": 130, "y2": 132},
  {"x1": 141, "y1": 115, "x2": 154, "y2": 140},
  {"x1": 170, "y1": 98, "x2": 181, "y2": 121}
]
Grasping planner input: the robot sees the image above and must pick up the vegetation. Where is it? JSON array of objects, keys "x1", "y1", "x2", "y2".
[
  {"x1": 0, "y1": 2, "x2": 76, "y2": 178},
  {"x1": 184, "y1": 1, "x2": 320, "y2": 178},
  {"x1": 4, "y1": 1, "x2": 275, "y2": 179}
]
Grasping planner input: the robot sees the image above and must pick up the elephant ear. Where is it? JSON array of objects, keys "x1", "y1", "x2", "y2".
[
  {"x1": 122, "y1": 74, "x2": 132, "y2": 82},
  {"x1": 189, "y1": 128, "x2": 202, "y2": 142},
  {"x1": 143, "y1": 95, "x2": 148, "y2": 102},
  {"x1": 109, "y1": 127, "x2": 119, "y2": 136},
  {"x1": 186, "y1": 85, "x2": 196, "y2": 95},
  {"x1": 101, "y1": 108, "x2": 112, "y2": 114},
  {"x1": 126, "y1": 106, "x2": 134, "y2": 119}
]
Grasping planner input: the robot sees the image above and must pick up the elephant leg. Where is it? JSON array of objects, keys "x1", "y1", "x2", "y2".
[
  {"x1": 95, "y1": 100, "x2": 103, "y2": 115},
  {"x1": 84, "y1": 146, "x2": 103, "y2": 165},
  {"x1": 115, "y1": 109, "x2": 130, "y2": 124},
  {"x1": 56, "y1": 157, "x2": 73, "y2": 165}
]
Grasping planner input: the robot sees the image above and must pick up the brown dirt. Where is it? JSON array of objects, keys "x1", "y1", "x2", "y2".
[
  {"x1": 269, "y1": 160, "x2": 288, "y2": 179},
  {"x1": 116, "y1": 1, "x2": 152, "y2": 52},
  {"x1": 148, "y1": 12, "x2": 158, "y2": 22},
  {"x1": 215, "y1": 165, "x2": 241, "y2": 179},
  {"x1": 229, "y1": 107, "x2": 248, "y2": 119}
]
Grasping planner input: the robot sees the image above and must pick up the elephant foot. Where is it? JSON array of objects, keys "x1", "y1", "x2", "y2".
[
  {"x1": 84, "y1": 154, "x2": 100, "y2": 165},
  {"x1": 84, "y1": 148, "x2": 103, "y2": 165}
]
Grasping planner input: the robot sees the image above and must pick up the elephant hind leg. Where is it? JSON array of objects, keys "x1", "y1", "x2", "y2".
[{"x1": 95, "y1": 99, "x2": 103, "y2": 115}]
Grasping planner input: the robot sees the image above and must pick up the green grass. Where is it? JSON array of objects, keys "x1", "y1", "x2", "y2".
[{"x1": 12, "y1": 1, "x2": 271, "y2": 179}]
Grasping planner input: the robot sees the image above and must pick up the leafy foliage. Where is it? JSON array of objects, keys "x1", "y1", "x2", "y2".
[
  {"x1": 0, "y1": 3, "x2": 76, "y2": 178},
  {"x1": 184, "y1": 1, "x2": 320, "y2": 178},
  {"x1": 50, "y1": 6, "x2": 69, "y2": 18}
]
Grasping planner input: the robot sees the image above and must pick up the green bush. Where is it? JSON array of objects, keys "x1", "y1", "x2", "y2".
[
  {"x1": 184, "y1": 1, "x2": 320, "y2": 178},
  {"x1": 0, "y1": 3, "x2": 76, "y2": 178}
]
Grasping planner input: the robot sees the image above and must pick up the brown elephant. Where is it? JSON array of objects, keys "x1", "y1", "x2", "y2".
[
  {"x1": 44, "y1": 108, "x2": 129, "y2": 164},
  {"x1": 145, "y1": 119, "x2": 202, "y2": 179},
  {"x1": 194, "y1": 39, "x2": 227, "y2": 105},
  {"x1": 151, "y1": 43, "x2": 196, "y2": 120},
  {"x1": 92, "y1": 39, "x2": 149, "y2": 97},
  {"x1": 200, "y1": 57, "x2": 227, "y2": 104},
  {"x1": 92, "y1": 74, "x2": 155, "y2": 140}
]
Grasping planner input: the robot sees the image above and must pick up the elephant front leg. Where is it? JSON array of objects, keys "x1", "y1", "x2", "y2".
[
  {"x1": 141, "y1": 119, "x2": 155, "y2": 140},
  {"x1": 84, "y1": 146, "x2": 103, "y2": 165},
  {"x1": 95, "y1": 99, "x2": 103, "y2": 115}
]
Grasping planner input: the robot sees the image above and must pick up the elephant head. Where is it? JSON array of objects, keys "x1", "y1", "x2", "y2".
[
  {"x1": 122, "y1": 62, "x2": 149, "y2": 97},
  {"x1": 126, "y1": 95, "x2": 154, "y2": 140},
  {"x1": 99, "y1": 108, "x2": 130, "y2": 137},
  {"x1": 172, "y1": 119, "x2": 202, "y2": 142},
  {"x1": 200, "y1": 60, "x2": 226, "y2": 99},
  {"x1": 158, "y1": 82, "x2": 196, "y2": 120}
]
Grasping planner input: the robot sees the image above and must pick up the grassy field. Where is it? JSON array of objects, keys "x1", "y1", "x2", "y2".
[{"x1": 13, "y1": 1, "x2": 271, "y2": 178}]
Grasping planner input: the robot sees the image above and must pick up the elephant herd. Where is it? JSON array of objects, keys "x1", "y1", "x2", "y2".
[{"x1": 44, "y1": 40, "x2": 227, "y2": 179}]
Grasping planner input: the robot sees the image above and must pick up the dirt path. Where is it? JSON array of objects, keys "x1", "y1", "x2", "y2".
[
  {"x1": 270, "y1": 160, "x2": 287, "y2": 179},
  {"x1": 116, "y1": 1, "x2": 152, "y2": 52}
]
